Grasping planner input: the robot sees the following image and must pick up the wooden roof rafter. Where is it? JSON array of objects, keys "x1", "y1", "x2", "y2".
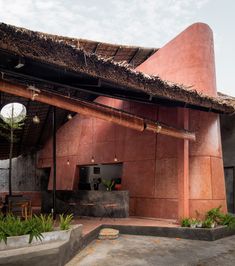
[{"x1": 0, "y1": 80, "x2": 196, "y2": 141}]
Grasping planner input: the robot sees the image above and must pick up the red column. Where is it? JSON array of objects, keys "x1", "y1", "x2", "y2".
[{"x1": 177, "y1": 108, "x2": 189, "y2": 218}]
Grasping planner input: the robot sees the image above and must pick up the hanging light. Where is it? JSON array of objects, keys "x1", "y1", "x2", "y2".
[
  {"x1": 33, "y1": 114, "x2": 40, "y2": 124},
  {"x1": 67, "y1": 113, "x2": 72, "y2": 120},
  {"x1": 66, "y1": 159, "x2": 70, "y2": 165},
  {"x1": 15, "y1": 57, "x2": 25, "y2": 69},
  {"x1": 114, "y1": 124, "x2": 118, "y2": 162},
  {"x1": 91, "y1": 118, "x2": 95, "y2": 163},
  {"x1": 114, "y1": 155, "x2": 118, "y2": 162}
]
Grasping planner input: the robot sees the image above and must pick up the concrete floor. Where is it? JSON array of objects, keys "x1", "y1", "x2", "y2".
[
  {"x1": 66, "y1": 234, "x2": 235, "y2": 266},
  {"x1": 76, "y1": 216, "x2": 177, "y2": 235}
]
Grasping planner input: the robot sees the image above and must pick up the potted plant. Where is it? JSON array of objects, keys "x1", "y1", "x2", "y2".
[
  {"x1": 205, "y1": 206, "x2": 223, "y2": 225},
  {"x1": 202, "y1": 217, "x2": 216, "y2": 228},
  {"x1": 196, "y1": 220, "x2": 203, "y2": 228},
  {"x1": 189, "y1": 218, "x2": 198, "y2": 228},
  {"x1": 114, "y1": 178, "x2": 122, "y2": 190},
  {"x1": 180, "y1": 217, "x2": 190, "y2": 227},
  {"x1": 101, "y1": 178, "x2": 115, "y2": 191}
]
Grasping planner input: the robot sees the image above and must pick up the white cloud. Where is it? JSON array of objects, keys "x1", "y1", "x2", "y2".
[
  {"x1": 1, "y1": 0, "x2": 234, "y2": 96},
  {"x1": 0, "y1": 0, "x2": 210, "y2": 47}
]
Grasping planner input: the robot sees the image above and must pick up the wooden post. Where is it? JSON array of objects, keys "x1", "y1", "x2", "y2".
[
  {"x1": 52, "y1": 106, "x2": 57, "y2": 220},
  {"x1": 177, "y1": 108, "x2": 189, "y2": 219},
  {"x1": 0, "y1": 80, "x2": 196, "y2": 141}
]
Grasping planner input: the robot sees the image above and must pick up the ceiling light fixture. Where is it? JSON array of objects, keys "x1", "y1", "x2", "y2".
[
  {"x1": 67, "y1": 113, "x2": 72, "y2": 120},
  {"x1": 15, "y1": 57, "x2": 25, "y2": 69},
  {"x1": 91, "y1": 118, "x2": 95, "y2": 164},
  {"x1": 33, "y1": 115, "x2": 40, "y2": 124}
]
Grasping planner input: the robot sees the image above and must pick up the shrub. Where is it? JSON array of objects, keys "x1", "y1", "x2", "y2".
[
  {"x1": 205, "y1": 206, "x2": 235, "y2": 229},
  {"x1": 205, "y1": 206, "x2": 224, "y2": 224},
  {"x1": 180, "y1": 206, "x2": 235, "y2": 230},
  {"x1": 221, "y1": 213, "x2": 235, "y2": 229},
  {"x1": 35, "y1": 214, "x2": 54, "y2": 232},
  {"x1": 180, "y1": 218, "x2": 190, "y2": 227},
  {"x1": 23, "y1": 217, "x2": 44, "y2": 243},
  {"x1": 0, "y1": 214, "x2": 43, "y2": 244},
  {"x1": 59, "y1": 214, "x2": 73, "y2": 230},
  {"x1": 202, "y1": 217, "x2": 215, "y2": 228}
]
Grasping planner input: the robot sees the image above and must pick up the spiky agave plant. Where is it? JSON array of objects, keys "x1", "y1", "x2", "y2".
[
  {"x1": 0, "y1": 214, "x2": 43, "y2": 244},
  {"x1": 59, "y1": 214, "x2": 73, "y2": 230},
  {"x1": 35, "y1": 214, "x2": 54, "y2": 232}
]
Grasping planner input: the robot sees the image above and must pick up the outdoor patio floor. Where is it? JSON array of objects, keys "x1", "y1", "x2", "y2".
[
  {"x1": 66, "y1": 234, "x2": 235, "y2": 266},
  {"x1": 74, "y1": 216, "x2": 178, "y2": 236}
]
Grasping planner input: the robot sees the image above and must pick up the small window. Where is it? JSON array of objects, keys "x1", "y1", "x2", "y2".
[{"x1": 93, "y1": 167, "x2": 100, "y2": 174}]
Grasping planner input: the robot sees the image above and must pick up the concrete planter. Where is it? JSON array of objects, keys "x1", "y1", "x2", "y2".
[
  {"x1": 103, "y1": 224, "x2": 235, "y2": 241},
  {"x1": 0, "y1": 224, "x2": 82, "y2": 251}
]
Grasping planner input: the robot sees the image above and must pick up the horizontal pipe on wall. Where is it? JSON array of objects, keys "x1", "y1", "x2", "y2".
[{"x1": 0, "y1": 80, "x2": 196, "y2": 141}]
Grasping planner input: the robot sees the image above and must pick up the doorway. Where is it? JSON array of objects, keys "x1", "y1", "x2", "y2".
[
  {"x1": 224, "y1": 166, "x2": 235, "y2": 213},
  {"x1": 78, "y1": 163, "x2": 123, "y2": 191}
]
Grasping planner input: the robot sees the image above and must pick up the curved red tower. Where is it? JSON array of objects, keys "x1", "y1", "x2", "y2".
[{"x1": 136, "y1": 23, "x2": 227, "y2": 216}]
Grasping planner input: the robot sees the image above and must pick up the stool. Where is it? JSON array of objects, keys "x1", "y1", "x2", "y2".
[{"x1": 100, "y1": 203, "x2": 118, "y2": 220}]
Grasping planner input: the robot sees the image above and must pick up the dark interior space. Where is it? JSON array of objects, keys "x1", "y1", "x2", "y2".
[{"x1": 78, "y1": 163, "x2": 123, "y2": 191}]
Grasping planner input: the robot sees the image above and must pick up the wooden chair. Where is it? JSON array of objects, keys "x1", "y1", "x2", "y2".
[
  {"x1": 8, "y1": 198, "x2": 32, "y2": 219},
  {"x1": 20, "y1": 201, "x2": 32, "y2": 219}
]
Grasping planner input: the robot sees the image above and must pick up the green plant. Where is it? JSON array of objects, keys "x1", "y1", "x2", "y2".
[
  {"x1": 0, "y1": 214, "x2": 44, "y2": 244},
  {"x1": 202, "y1": 217, "x2": 215, "y2": 228},
  {"x1": 180, "y1": 218, "x2": 191, "y2": 227},
  {"x1": 1, "y1": 215, "x2": 27, "y2": 237},
  {"x1": 101, "y1": 178, "x2": 115, "y2": 191},
  {"x1": 59, "y1": 214, "x2": 73, "y2": 230},
  {"x1": 0, "y1": 221, "x2": 7, "y2": 244},
  {"x1": 35, "y1": 214, "x2": 54, "y2": 232},
  {"x1": 189, "y1": 218, "x2": 198, "y2": 227},
  {"x1": 24, "y1": 217, "x2": 44, "y2": 243},
  {"x1": 0, "y1": 212, "x2": 4, "y2": 221},
  {"x1": 206, "y1": 206, "x2": 223, "y2": 224},
  {"x1": 221, "y1": 213, "x2": 235, "y2": 229}
]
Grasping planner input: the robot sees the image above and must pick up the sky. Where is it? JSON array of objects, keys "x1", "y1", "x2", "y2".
[{"x1": 0, "y1": 0, "x2": 234, "y2": 96}]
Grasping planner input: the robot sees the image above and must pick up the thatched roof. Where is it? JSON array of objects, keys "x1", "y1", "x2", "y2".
[
  {"x1": 36, "y1": 33, "x2": 157, "y2": 68},
  {"x1": 218, "y1": 92, "x2": 235, "y2": 110},
  {"x1": 0, "y1": 22, "x2": 234, "y2": 115}
]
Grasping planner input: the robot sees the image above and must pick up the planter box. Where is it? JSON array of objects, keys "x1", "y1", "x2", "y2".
[
  {"x1": 102, "y1": 224, "x2": 235, "y2": 241},
  {"x1": 0, "y1": 224, "x2": 82, "y2": 251}
]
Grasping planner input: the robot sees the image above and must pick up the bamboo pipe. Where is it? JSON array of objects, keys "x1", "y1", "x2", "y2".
[{"x1": 0, "y1": 80, "x2": 196, "y2": 141}]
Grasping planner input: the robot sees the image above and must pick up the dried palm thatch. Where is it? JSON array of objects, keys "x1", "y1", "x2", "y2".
[{"x1": 0, "y1": 23, "x2": 234, "y2": 114}]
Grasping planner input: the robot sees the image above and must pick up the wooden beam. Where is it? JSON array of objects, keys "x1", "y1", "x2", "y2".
[
  {"x1": 177, "y1": 108, "x2": 190, "y2": 219},
  {"x1": 112, "y1": 46, "x2": 120, "y2": 60},
  {"x1": 0, "y1": 80, "x2": 196, "y2": 141},
  {"x1": 129, "y1": 48, "x2": 140, "y2": 66},
  {"x1": 93, "y1": 43, "x2": 100, "y2": 54}
]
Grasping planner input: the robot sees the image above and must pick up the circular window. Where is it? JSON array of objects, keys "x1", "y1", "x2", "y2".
[{"x1": 0, "y1": 102, "x2": 26, "y2": 124}]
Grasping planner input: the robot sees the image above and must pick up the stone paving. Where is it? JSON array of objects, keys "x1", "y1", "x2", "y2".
[{"x1": 67, "y1": 234, "x2": 235, "y2": 266}]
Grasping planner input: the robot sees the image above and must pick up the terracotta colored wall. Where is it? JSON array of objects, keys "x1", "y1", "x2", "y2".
[
  {"x1": 38, "y1": 99, "x2": 179, "y2": 219},
  {"x1": 38, "y1": 22, "x2": 227, "y2": 219},
  {"x1": 136, "y1": 22, "x2": 227, "y2": 216}
]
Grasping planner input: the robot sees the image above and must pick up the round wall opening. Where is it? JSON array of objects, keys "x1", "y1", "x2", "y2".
[{"x1": 0, "y1": 102, "x2": 26, "y2": 124}]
